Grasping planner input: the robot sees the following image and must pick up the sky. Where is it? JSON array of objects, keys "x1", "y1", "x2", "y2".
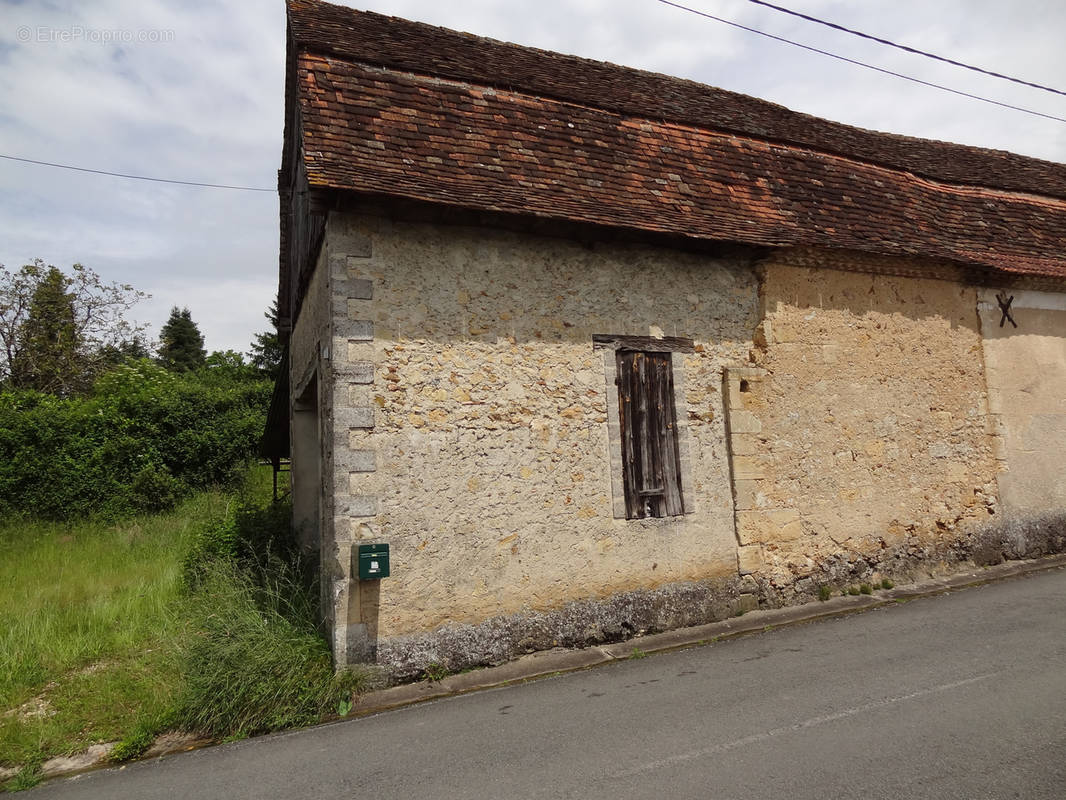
[{"x1": 1, "y1": 0, "x2": 1064, "y2": 354}]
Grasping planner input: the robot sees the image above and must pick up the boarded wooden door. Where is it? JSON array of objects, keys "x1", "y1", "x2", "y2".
[{"x1": 616, "y1": 350, "x2": 684, "y2": 519}]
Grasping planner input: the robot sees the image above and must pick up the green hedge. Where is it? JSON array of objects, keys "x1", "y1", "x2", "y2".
[{"x1": 0, "y1": 360, "x2": 272, "y2": 520}]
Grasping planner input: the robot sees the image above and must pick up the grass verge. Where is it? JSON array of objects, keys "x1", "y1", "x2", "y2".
[{"x1": 0, "y1": 491, "x2": 225, "y2": 770}]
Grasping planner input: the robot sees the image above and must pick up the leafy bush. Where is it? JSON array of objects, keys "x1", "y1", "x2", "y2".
[
  {"x1": 182, "y1": 495, "x2": 297, "y2": 591},
  {"x1": 0, "y1": 359, "x2": 271, "y2": 521}
]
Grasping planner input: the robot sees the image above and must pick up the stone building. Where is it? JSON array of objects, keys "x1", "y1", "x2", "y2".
[{"x1": 269, "y1": 0, "x2": 1066, "y2": 675}]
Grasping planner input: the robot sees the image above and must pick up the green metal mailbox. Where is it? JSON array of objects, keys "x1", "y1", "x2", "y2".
[{"x1": 357, "y1": 543, "x2": 390, "y2": 580}]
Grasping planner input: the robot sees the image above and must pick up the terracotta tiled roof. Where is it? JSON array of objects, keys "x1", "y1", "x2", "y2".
[{"x1": 284, "y1": 0, "x2": 1066, "y2": 280}]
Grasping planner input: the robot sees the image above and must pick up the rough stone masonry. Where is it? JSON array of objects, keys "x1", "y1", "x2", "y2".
[{"x1": 287, "y1": 212, "x2": 1066, "y2": 677}]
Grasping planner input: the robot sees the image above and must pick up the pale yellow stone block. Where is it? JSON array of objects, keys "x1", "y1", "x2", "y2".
[
  {"x1": 726, "y1": 380, "x2": 746, "y2": 411},
  {"x1": 732, "y1": 456, "x2": 767, "y2": 480},
  {"x1": 733, "y1": 479, "x2": 764, "y2": 510},
  {"x1": 729, "y1": 410, "x2": 762, "y2": 434},
  {"x1": 772, "y1": 318, "x2": 801, "y2": 343},
  {"x1": 737, "y1": 545, "x2": 764, "y2": 575},
  {"x1": 348, "y1": 341, "x2": 374, "y2": 362},
  {"x1": 730, "y1": 435, "x2": 758, "y2": 456},
  {"x1": 725, "y1": 370, "x2": 764, "y2": 411},
  {"x1": 349, "y1": 384, "x2": 373, "y2": 406},
  {"x1": 736, "y1": 509, "x2": 802, "y2": 545}
]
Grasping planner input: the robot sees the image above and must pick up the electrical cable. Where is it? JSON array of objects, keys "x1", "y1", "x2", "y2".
[
  {"x1": 744, "y1": 0, "x2": 1066, "y2": 98},
  {"x1": 655, "y1": 0, "x2": 1066, "y2": 124},
  {"x1": 0, "y1": 153, "x2": 274, "y2": 192},
  {"x1": 7, "y1": 4, "x2": 1065, "y2": 192}
]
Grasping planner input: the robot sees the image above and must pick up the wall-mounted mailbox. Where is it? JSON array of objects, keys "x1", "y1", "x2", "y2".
[{"x1": 357, "y1": 543, "x2": 390, "y2": 580}]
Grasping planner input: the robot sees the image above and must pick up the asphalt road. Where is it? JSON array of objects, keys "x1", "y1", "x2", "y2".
[{"x1": 32, "y1": 567, "x2": 1066, "y2": 799}]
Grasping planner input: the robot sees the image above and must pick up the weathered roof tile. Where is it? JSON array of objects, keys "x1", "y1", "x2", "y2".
[{"x1": 284, "y1": 0, "x2": 1066, "y2": 280}]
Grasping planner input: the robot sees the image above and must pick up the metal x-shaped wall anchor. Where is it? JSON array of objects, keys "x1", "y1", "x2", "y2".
[{"x1": 995, "y1": 293, "x2": 1017, "y2": 328}]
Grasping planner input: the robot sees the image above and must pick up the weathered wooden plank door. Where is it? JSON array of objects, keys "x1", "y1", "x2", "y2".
[{"x1": 616, "y1": 349, "x2": 684, "y2": 519}]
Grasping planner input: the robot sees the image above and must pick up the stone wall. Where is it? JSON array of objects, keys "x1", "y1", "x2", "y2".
[
  {"x1": 979, "y1": 288, "x2": 1066, "y2": 512},
  {"x1": 289, "y1": 244, "x2": 330, "y2": 399},
  {"x1": 735, "y1": 256, "x2": 999, "y2": 582},
  {"x1": 322, "y1": 213, "x2": 761, "y2": 664},
  {"x1": 295, "y1": 217, "x2": 1066, "y2": 673},
  {"x1": 287, "y1": 241, "x2": 338, "y2": 651}
]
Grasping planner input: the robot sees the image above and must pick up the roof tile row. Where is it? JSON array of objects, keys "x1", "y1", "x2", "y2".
[
  {"x1": 285, "y1": 1, "x2": 1066, "y2": 280},
  {"x1": 297, "y1": 53, "x2": 1066, "y2": 278}
]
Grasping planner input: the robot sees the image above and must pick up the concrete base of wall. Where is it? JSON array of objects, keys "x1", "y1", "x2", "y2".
[
  {"x1": 366, "y1": 509, "x2": 1066, "y2": 679},
  {"x1": 374, "y1": 577, "x2": 750, "y2": 679}
]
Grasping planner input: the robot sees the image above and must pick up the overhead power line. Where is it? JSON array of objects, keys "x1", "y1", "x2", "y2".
[
  {"x1": 0, "y1": 154, "x2": 274, "y2": 192},
  {"x1": 655, "y1": 0, "x2": 1066, "y2": 125},
  {"x1": 744, "y1": 0, "x2": 1066, "y2": 98}
]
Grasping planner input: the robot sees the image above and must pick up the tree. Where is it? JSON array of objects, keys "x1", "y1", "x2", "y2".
[
  {"x1": 158, "y1": 307, "x2": 206, "y2": 372},
  {"x1": 201, "y1": 349, "x2": 258, "y2": 383},
  {"x1": 0, "y1": 259, "x2": 149, "y2": 394},
  {"x1": 9, "y1": 267, "x2": 80, "y2": 393},
  {"x1": 98, "y1": 334, "x2": 152, "y2": 368},
  {"x1": 248, "y1": 299, "x2": 283, "y2": 381}
]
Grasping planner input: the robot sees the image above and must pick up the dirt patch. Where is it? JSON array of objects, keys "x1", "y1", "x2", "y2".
[
  {"x1": 41, "y1": 743, "x2": 116, "y2": 778},
  {"x1": 142, "y1": 731, "x2": 213, "y2": 759}
]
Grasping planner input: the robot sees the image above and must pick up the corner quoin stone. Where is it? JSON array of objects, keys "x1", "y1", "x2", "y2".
[
  {"x1": 336, "y1": 406, "x2": 375, "y2": 430},
  {"x1": 338, "y1": 495, "x2": 379, "y2": 518}
]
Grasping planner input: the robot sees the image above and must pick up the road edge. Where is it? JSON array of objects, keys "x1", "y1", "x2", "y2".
[{"x1": 17, "y1": 552, "x2": 1066, "y2": 788}]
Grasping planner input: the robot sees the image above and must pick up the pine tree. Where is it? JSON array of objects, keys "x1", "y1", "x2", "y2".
[
  {"x1": 249, "y1": 300, "x2": 283, "y2": 381},
  {"x1": 9, "y1": 266, "x2": 82, "y2": 394},
  {"x1": 158, "y1": 307, "x2": 206, "y2": 372}
]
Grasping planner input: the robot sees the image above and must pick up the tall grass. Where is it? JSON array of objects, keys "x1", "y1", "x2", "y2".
[
  {"x1": 173, "y1": 558, "x2": 363, "y2": 737},
  {"x1": 1, "y1": 468, "x2": 369, "y2": 779},
  {"x1": 0, "y1": 490, "x2": 230, "y2": 767}
]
